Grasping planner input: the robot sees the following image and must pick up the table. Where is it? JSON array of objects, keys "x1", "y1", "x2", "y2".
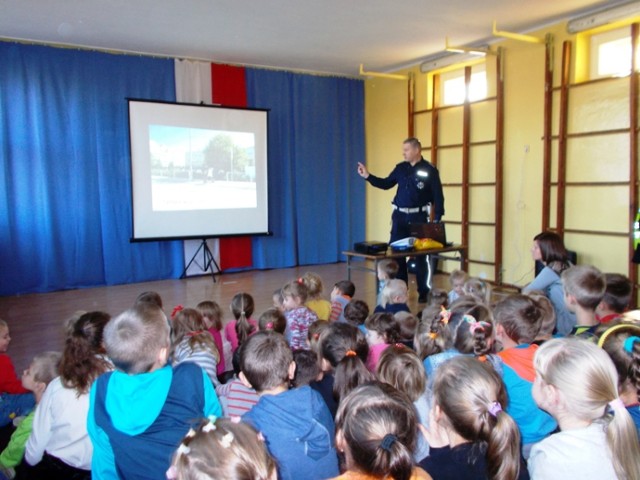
[{"x1": 342, "y1": 244, "x2": 467, "y2": 282}]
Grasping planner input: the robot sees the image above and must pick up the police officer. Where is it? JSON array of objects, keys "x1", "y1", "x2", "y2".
[{"x1": 357, "y1": 137, "x2": 445, "y2": 303}]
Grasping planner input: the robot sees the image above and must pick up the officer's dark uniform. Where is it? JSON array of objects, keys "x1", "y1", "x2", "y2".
[{"x1": 366, "y1": 157, "x2": 445, "y2": 300}]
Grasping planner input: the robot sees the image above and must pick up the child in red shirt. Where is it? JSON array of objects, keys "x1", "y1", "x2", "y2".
[{"x1": 0, "y1": 320, "x2": 35, "y2": 426}]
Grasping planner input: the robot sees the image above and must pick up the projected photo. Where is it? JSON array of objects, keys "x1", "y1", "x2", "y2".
[{"x1": 149, "y1": 125, "x2": 256, "y2": 211}]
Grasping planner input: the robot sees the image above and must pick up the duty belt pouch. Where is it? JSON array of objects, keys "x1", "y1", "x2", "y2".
[{"x1": 409, "y1": 222, "x2": 446, "y2": 245}]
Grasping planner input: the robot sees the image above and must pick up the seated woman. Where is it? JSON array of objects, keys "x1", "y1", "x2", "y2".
[{"x1": 522, "y1": 231, "x2": 575, "y2": 335}]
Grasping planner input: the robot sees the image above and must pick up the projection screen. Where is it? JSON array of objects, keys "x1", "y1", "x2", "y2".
[{"x1": 128, "y1": 99, "x2": 269, "y2": 241}]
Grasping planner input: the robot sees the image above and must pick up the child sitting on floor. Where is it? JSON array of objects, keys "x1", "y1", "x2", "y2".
[
  {"x1": 419, "y1": 356, "x2": 527, "y2": 480},
  {"x1": 374, "y1": 279, "x2": 411, "y2": 315},
  {"x1": 240, "y1": 332, "x2": 339, "y2": 480},
  {"x1": 329, "y1": 281, "x2": 355, "y2": 323},
  {"x1": 332, "y1": 382, "x2": 431, "y2": 480},
  {"x1": 282, "y1": 280, "x2": 318, "y2": 350},
  {"x1": 377, "y1": 344, "x2": 431, "y2": 462},
  {"x1": 225, "y1": 293, "x2": 258, "y2": 354},
  {"x1": 343, "y1": 299, "x2": 369, "y2": 335},
  {"x1": 258, "y1": 308, "x2": 287, "y2": 335},
  {"x1": 562, "y1": 265, "x2": 606, "y2": 339},
  {"x1": 170, "y1": 307, "x2": 220, "y2": 387},
  {"x1": 88, "y1": 303, "x2": 221, "y2": 479},
  {"x1": 167, "y1": 416, "x2": 276, "y2": 480},
  {"x1": 197, "y1": 300, "x2": 233, "y2": 381},
  {"x1": 26, "y1": 312, "x2": 112, "y2": 479},
  {"x1": 0, "y1": 351, "x2": 60, "y2": 479},
  {"x1": 364, "y1": 313, "x2": 401, "y2": 372},
  {"x1": 0, "y1": 320, "x2": 35, "y2": 427},
  {"x1": 312, "y1": 323, "x2": 372, "y2": 418},
  {"x1": 447, "y1": 270, "x2": 468, "y2": 305},
  {"x1": 596, "y1": 320, "x2": 640, "y2": 438},
  {"x1": 529, "y1": 337, "x2": 640, "y2": 479},
  {"x1": 493, "y1": 294, "x2": 557, "y2": 458},
  {"x1": 302, "y1": 272, "x2": 332, "y2": 321},
  {"x1": 596, "y1": 273, "x2": 632, "y2": 324},
  {"x1": 215, "y1": 344, "x2": 259, "y2": 418}
]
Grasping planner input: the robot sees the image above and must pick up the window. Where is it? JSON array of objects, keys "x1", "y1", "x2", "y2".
[
  {"x1": 441, "y1": 65, "x2": 487, "y2": 106},
  {"x1": 590, "y1": 27, "x2": 633, "y2": 79}
]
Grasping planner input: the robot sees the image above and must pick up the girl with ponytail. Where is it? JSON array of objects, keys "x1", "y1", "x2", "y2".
[
  {"x1": 529, "y1": 337, "x2": 640, "y2": 480},
  {"x1": 419, "y1": 356, "x2": 526, "y2": 480},
  {"x1": 226, "y1": 293, "x2": 257, "y2": 353},
  {"x1": 596, "y1": 320, "x2": 640, "y2": 437},
  {"x1": 332, "y1": 382, "x2": 431, "y2": 480},
  {"x1": 313, "y1": 323, "x2": 373, "y2": 417}
]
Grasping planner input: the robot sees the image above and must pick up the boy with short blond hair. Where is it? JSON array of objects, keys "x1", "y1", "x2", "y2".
[
  {"x1": 88, "y1": 304, "x2": 221, "y2": 480},
  {"x1": 241, "y1": 332, "x2": 338, "y2": 480}
]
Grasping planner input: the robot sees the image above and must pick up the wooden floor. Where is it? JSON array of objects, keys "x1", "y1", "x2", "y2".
[{"x1": 0, "y1": 262, "x2": 449, "y2": 372}]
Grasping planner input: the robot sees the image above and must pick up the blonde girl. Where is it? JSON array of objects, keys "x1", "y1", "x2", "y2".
[
  {"x1": 377, "y1": 344, "x2": 431, "y2": 462},
  {"x1": 419, "y1": 356, "x2": 524, "y2": 480},
  {"x1": 171, "y1": 307, "x2": 220, "y2": 387},
  {"x1": 226, "y1": 293, "x2": 257, "y2": 353},
  {"x1": 529, "y1": 337, "x2": 640, "y2": 480},
  {"x1": 167, "y1": 416, "x2": 276, "y2": 480},
  {"x1": 301, "y1": 272, "x2": 332, "y2": 321}
]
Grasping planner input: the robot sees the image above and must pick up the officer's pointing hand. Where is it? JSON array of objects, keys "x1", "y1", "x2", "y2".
[{"x1": 357, "y1": 162, "x2": 369, "y2": 179}]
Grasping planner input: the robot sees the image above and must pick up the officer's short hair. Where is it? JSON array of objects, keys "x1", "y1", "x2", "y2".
[{"x1": 403, "y1": 137, "x2": 421, "y2": 150}]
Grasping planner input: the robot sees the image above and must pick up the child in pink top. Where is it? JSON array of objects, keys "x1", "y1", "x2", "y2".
[
  {"x1": 364, "y1": 313, "x2": 401, "y2": 373},
  {"x1": 225, "y1": 293, "x2": 258, "y2": 353},
  {"x1": 197, "y1": 300, "x2": 232, "y2": 377}
]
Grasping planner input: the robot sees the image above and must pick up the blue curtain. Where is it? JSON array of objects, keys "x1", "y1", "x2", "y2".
[
  {"x1": 0, "y1": 43, "x2": 365, "y2": 296},
  {"x1": 0, "y1": 43, "x2": 183, "y2": 295},
  {"x1": 246, "y1": 69, "x2": 365, "y2": 268}
]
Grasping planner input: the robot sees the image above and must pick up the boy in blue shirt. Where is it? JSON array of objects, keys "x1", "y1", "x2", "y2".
[
  {"x1": 240, "y1": 331, "x2": 339, "y2": 480},
  {"x1": 88, "y1": 303, "x2": 221, "y2": 480}
]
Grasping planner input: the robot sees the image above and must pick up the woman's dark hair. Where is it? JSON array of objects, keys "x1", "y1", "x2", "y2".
[
  {"x1": 534, "y1": 231, "x2": 570, "y2": 274},
  {"x1": 60, "y1": 311, "x2": 111, "y2": 394}
]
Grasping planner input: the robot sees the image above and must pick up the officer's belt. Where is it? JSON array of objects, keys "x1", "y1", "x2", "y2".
[{"x1": 392, "y1": 204, "x2": 429, "y2": 214}]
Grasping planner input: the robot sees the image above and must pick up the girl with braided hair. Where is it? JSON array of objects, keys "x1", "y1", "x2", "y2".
[
  {"x1": 167, "y1": 416, "x2": 276, "y2": 480},
  {"x1": 419, "y1": 356, "x2": 527, "y2": 480},
  {"x1": 596, "y1": 319, "x2": 640, "y2": 438}
]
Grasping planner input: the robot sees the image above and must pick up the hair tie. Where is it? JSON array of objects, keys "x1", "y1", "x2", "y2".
[
  {"x1": 488, "y1": 401, "x2": 502, "y2": 417},
  {"x1": 313, "y1": 333, "x2": 320, "y2": 340},
  {"x1": 171, "y1": 305, "x2": 184, "y2": 319},
  {"x1": 186, "y1": 330, "x2": 205, "y2": 337},
  {"x1": 380, "y1": 434, "x2": 397, "y2": 452},
  {"x1": 176, "y1": 443, "x2": 191, "y2": 455},
  {"x1": 166, "y1": 465, "x2": 178, "y2": 480},
  {"x1": 345, "y1": 350, "x2": 357, "y2": 357},
  {"x1": 597, "y1": 324, "x2": 640, "y2": 348},
  {"x1": 297, "y1": 277, "x2": 304, "y2": 284},
  {"x1": 241, "y1": 310, "x2": 246, "y2": 317},
  {"x1": 477, "y1": 355, "x2": 487, "y2": 362},
  {"x1": 609, "y1": 398, "x2": 625, "y2": 411},
  {"x1": 220, "y1": 431, "x2": 235, "y2": 449},
  {"x1": 624, "y1": 336, "x2": 640, "y2": 354},
  {"x1": 394, "y1": 343, "x2": 405, "y2": 349},
  {"x1": 469, "y1": 322, "x2": 484, "y2": 334},
  {"x1": 266, "y1": 322, "x2": 274, "y2": 329},
  {"x1": 429, "y1": 332, "x2": 438, "y2": 339}
]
